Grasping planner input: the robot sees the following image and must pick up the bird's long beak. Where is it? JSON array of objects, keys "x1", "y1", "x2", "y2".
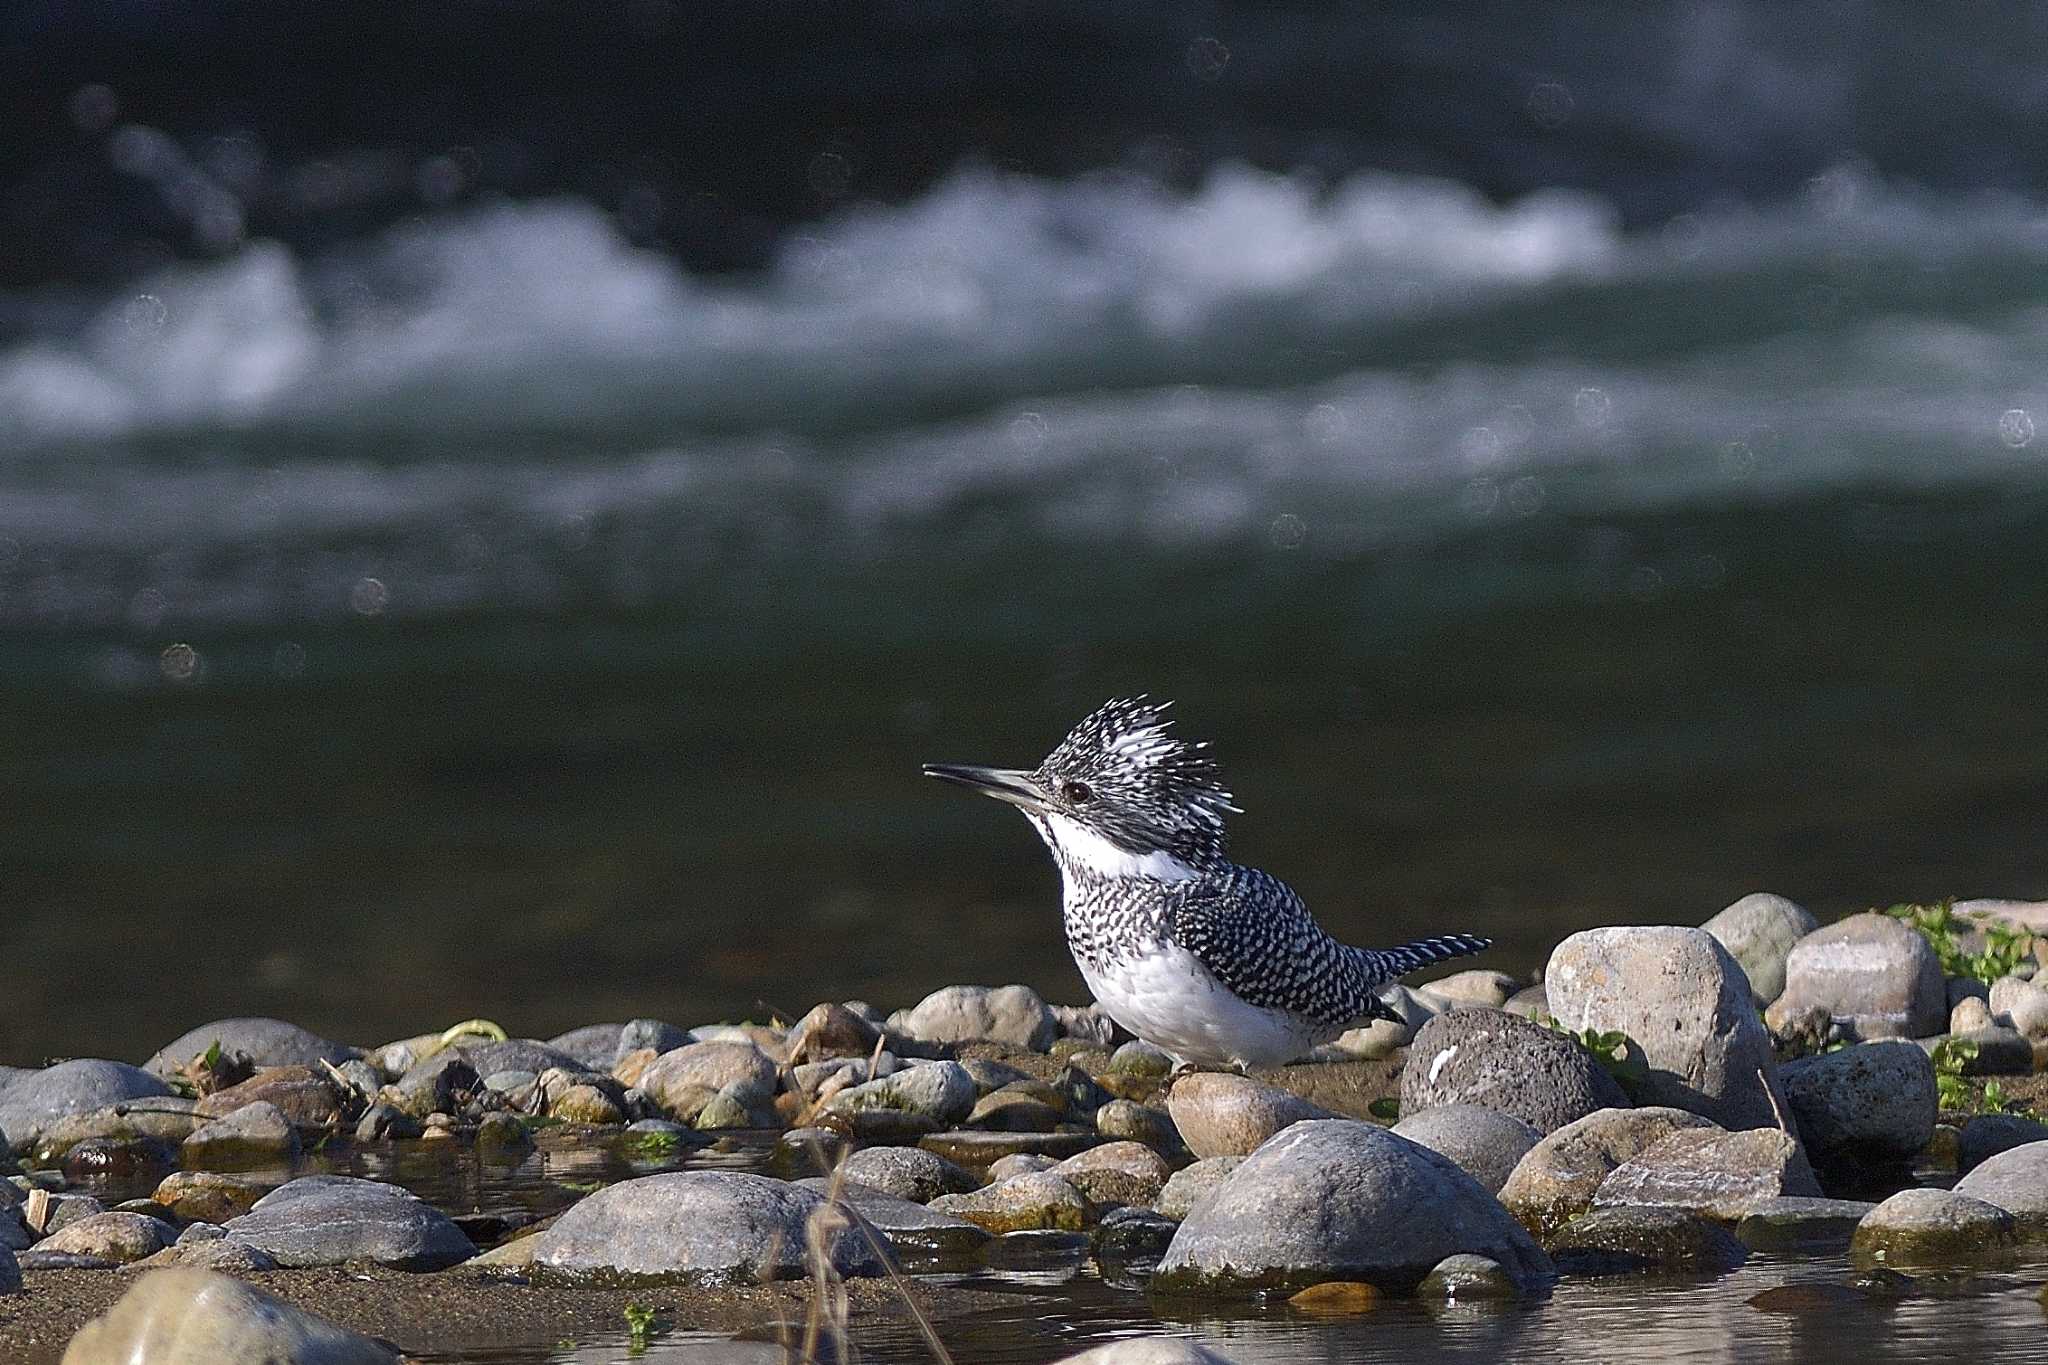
[{"x1": 921, "y1": 763, "x2": 1052, "y2": 812}]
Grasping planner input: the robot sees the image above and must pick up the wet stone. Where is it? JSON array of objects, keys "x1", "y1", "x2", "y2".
[
  {"x1": 354, "y1": 1103, "x2": 422, "y2": 1141},
  {"x1": 381, "y1": 1053, "x2": 481, "y2": 1120},
  {"x1": 930, "y1": 1171, "x2": 1087, "y2": 1233},
  {"x1": 1852, "y1": 1188, "x2": 2017, "y2": 1263},
  {"x1": 1091, "y1": 1206, "x2": 1177, "y2": 1266},
  {"x1": 1154, "y1": 1120, "x2": 1552, "y2": 1296},
  {"x1": 917, "y1": 1129, "x2": 1104, "y2": 1165},
  {"x1": 1417, "y1": 1252, "x2": 1522, "y2": 1300},
  {"x1": 530, "y1": 1170, "x2": 884, "y2": 1283},
  {"x1": 30, "y1": 1097, "x2": 203, "y2": 1162},
  {"x1": 227, "y1": 1175, "x2": 476, "y2": 1270},
  {"x1": 59, "y1": 1136, "x2": 177, "y2": 1185},
  {"x1": 795, "y1": 1177, "x2": 991, "y2": 1255},
  {"x1": 1548, "y1": 1206, "x2": 1747, "y2": 1275},
  {"x1": 153, "y1": 1171, "x2": 269, "y2": 1225},
  {"x1": 1093, "y1": 1098, "x2": 1179, "y2": 1153},
  {"x1": 182, "y1": 1100, "x2": 300, "y2": 1168},
  {"x1": 1735, "y1": 1196, "x2": 1879, "y2": 1251}
]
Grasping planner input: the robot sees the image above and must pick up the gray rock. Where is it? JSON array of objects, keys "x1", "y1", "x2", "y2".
[
  {"x1": 1548, "y1": 1206, "x2": 1747, "y2": 1275},
  {"x1": 1052, "y1": 1341, "x2": 1235, "y2": 1365},
  {"x1": 929, "y1": 1171, "x2": 1087, "y2": 1233},
  {"x1": 837, "y1": 1146, "x2": 977, "y2": 1203},
  {"x1": 1401, "y1": 1008, "x2": 1630, "y2": 1135},
  {"x1": 1107, "y1": 1040, "x2": 1174, "y2": 1078},
  {"x1": 1851, "y1": 1188, "x2": 2017, "y2": 1262},
  {"x1": 1959, "y1": 1113, "x2": 2048, "y2": 1174},
  {"x1": 1051, "y1": 1003, "x2": 1122, "y2": 1047},
  {"x1": 1165, "y1": 1072, "x2": 1336, "y2": 1159},
  {"x1": 1093, "y1": 1099, "x2": 1180, "y2": 1153},
  {"x1": 153, "y1": 1171, "x2": 269, "y2": 1225},
  {"x1": 227, "y1": 1176, "x2": 476, "y2": 1269},
  {"x1": 456, "y1": 1039, "x2": 591, "y2": 1079},
  {"x1": 58, "y1": 1267, "x2": 398, "y2": 1363},
  {"x1": 1324, "y1": 1018, "x2": 1410, "y2": 1060},
  {"x1": 915, "y1": 1130, "x2": 1105, "y2": 1165},
  {"x1": 1153, "y1": 1119, "x2": 1551, "y2": 1295},
  {"x1": 822, "y1": 1061, "x2": 977, "y2": 1125},
  {"x1": 38, "y1": 1211, "x2": 174, "y2": 1264},
  {"x1": 0, "y1": 1208, "x2": 28, "y2": 1252},
  {"x1": 1545, "y1": 925, "x2": 1790, "y2": 1131},
  {"x1": 1091, "y1": 1206, "x2": 1179, "y2": 1267},
  {"x1": 44, "y1": 1193, "x2": 109, "y2": 1234},
  {"x1": 636, "y1": 1042, "x2": 778, "y2": 1117},
  {"x1": 1950, "y1": 996, "x2": 1995, "y2": 1035},
  {"x1": 379, "y1": 1052, "x2": 480, "y2": 1119},
  {"x1": 955, "y1": 1058, "x2": 1031, "y2": 1096},
  {"x1": 1394, "y1": 1104, "x2": 1542, "y2": 1195},
  {"x1": 1768, "y1": 913, "x2": 1946, "y2": 1041},
  {"x1": 182, "y1": 1101, "x2": 300, "y2": 1168},
  {"x1": 1052, "y1": 1141, "x2": 1172, "y2": 1211},
  {"x1": 890, "y1": 984, "x2": 1058, "y2": 1052},
  {"x1": 0, "y1": 1060, "x2": 172, "y2": 1154},
  {"x1": 988, "y1": 1153, "x2": 1058, "y2": 1181},
  {"x1": 1952, "y1": 1139, "x2": 2048, "y2": 1226},
  {"x1": 1988, "y1": 974, "x2": 2048, "y2": 1040},
  {"x1": 1734, "y1": 1196, "x2": 1878, "y2": 1251},
  {"x1": 29, "y1": 1097, "x2": 204, "y2": 1162},
  {"x1": 543, "y1": 1022, "x2": 625, "y2": 1070},
  {"x1": 139, "y1": 1236, "x2": 282, "y2": 1273},
  {"x1": 530, "y1": 1171, "x2": 885, "y2": 1282},
  {"x1": 1498, "y1": 1106, "x2": 1722, "y2": 1235},
  {"x1": 1417, "y1": 970, "x2": 1519, "y2": 1010},
  {"x1": 0, "y1": 1245, "x2": 17, "y2": 1294},
  {"x1": 1593, "y1": 1128, "x2": 1821, "y2": 1219},
  {"x1": 1702, "y1": 893, "x2": 1819, "y2": 1005},
  {"x1": 794, "y1": 1178, "x2": 990, "y2": 1254},
  {"x1": 1156, "y1": 1156, "x2": 1243, "y2": 1221},
  {"x1": 354, "y1": 1103, "x2": 422, "y2": 1141},
  {"x1": 1416, "y1": 1252, "x2": 1521, "y2": 1299},
  {"x1": 1779, "y1": 1040, "x2": 1935, "y2": 1166},
  {"x1": 617, "y1": 1018, "x2": 692, "y2": 1060},
  {"x1": 144, "y1": 1018, "x2": 359, "y2": 1078},
  {"x1": 1502, "y1": 983, "x2": 1549, "y2": 1020}
]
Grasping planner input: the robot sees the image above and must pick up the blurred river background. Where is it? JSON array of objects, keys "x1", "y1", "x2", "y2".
[{"x1": 5, "y1": 2, "x2": 2048, "y2": 1064}]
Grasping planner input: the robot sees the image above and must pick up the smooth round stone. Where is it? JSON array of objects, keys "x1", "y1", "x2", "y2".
[
  {"x1": 837, "y1": 1146, "x2": 976, "y2": 1203},
  {"x1": 1093, "y1": 1099, "x2": 1179, "y2": 1152},
  {"x1": 1050, "y1": 1339, "x2": 1234, "y2": 1364},
  {"x1": 530, "y1": 1171, "x2": 885, "y2": 1283},
  {"x1": 182, "y1": 1101, "x2": 300, "y2": 1169},
  {"x1": 37, "y1": 1211, "x2": 174, "y2": 1264},
  {"x1": 1154, "y1": 1120, "x2": 1551, "y2": 1296},
  {"x1": 968, "y1": 1091, "x2": 1062, "y2": 1132},
  {"x1": 1701, "y1": 893, "x2": 1818, "y2": 1005},
  {"x1": 60, "y1": 1267, "x2": 397, "y2": 1363},
  {"x1": 1418, "y1": 970, "x2": 1519, "y2": 1010},
  {"x1": 1951, "y1": 1139, "x2": 2048, "y2": 1226},
  {"x1": 1401, "y1": 1009, "x2": 1628, "y2": 1136},
  {"x1": 1108, "y1": 1041, "x2": 1174, "y2": 1078},
  {"x1": 1769, "y1": 913, "x2": 1946, "y2": 1041},
  {"x1": 153, "y1": 1171, "x2": 269, "y2": 1225},
  {"x1": 785, "y1": 1003, "x2": 883, "y2": 1066},
  {"x1": 30, "y1": 1097, "x2": 203, "y2": 1163},
  {"x1": 1165, "y1": 1073, "x2": 1336, "y2": 1159},
  {"x1": 1547, "y1": 1206, "x2": 1747, "y2": 1275},
  {"x1": 889, "y1": 985, "x2": 1058, "y2": 1052},
  {"x1": 988, "y1": 1153, "x2": 1057, "y2": 1181},
  {"x1": 226, "y1": 1176, "x2": 475, "y2": 1270},
  {"x1": 1393, "y1": 1104, "x2": 1541, "y2": 1195},
  {"x1": 193, "y1": 1067, "x2": 348, "y2": 1131},
  {"x1": 0, "y1": 1061, "x2": 171, "y2": 1155},
  {"x1": 1417, "y1": 1252, "x2": 1521, "y2": 1299},
  {"x1": 1592, "y1": 1128, "x2": 1821, "y2": 1220},
  {"x1": 1852, "y1": 1188, "x2": 2017, "y2": 1263},
  {"x1": 929, "y1": 1172, "x2": 1086, "y2": 1234},
  {"x1": 544, "y1": 1022, "x2": 626, "y2": 1071},
  {"x1": 794, "y1": 1177, "x2": 990, "y2": 1255},
  {"x1": 956, "y1": 1059, "x2": 1034, "y2": 1096},
  {"x1": 823, "y1": 1061, "x2": 977, "y2": 1126},
  {"x1": 144, "y1": 1018, "x2": 359, "y2": 1078}
]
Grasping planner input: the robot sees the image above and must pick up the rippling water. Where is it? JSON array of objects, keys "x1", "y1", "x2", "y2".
[{"x1": 6, "y1": 151, "x2": 2048, "y2": 1063}]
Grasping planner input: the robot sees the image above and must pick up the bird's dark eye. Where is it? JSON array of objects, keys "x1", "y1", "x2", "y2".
[{"x1": 1062, "y1": 780, "x2": 1093, "y2": 805}]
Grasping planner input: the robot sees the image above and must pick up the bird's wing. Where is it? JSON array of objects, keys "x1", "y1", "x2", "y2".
[{"x1": 1168, "y1": 867, "x2": 1370, "y2": 1028}]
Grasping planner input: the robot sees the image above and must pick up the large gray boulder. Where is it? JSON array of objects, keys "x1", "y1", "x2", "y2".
[
  {"x1": 1767, "y1": 913, "x2": 1945, "y2": 1041},
  {"x1": 1851, "y1": 1188, "x2": 2017, "y2": 1263},
  {"x1": 530, "y1": 1171, "x2": 886, "y2": 1282},
  {"x1": 1952, "y1": 1140, "x2": 2048, "y2": 1227},
  {"x1": 0, "y1": 1060, "x2": 172, "y2": 1154},
  {"x1": 144, "y1": 1019, "x2": 359, "y2": 1077},
  {"x1": 1497, "y1": 1107, "x2": 1719, "y2": 1235},
  {"x1": 226, "y1": 1176, "x2": 475, "y2": 1270},
  {"x1": 1778, "y1": 1040, "x2": 1936, "y2": 1167},
  {"x1": 1401, "y1": 1008, "x2": 1629, "y2": 1135},
  {"x1": 888, "y1": 985, "x2": 1058, "y2": 1052},
  {"x1": 1546, "y1": 925, "x2": 1789, "y2": 1131},
  {"x1": 1392, "y1": 1104, "x2": 1542, "y2": 1195},
  {"x1": 60, "y1": 1268, "x2": 398, "y2": 1364},
  {"x1": 1593, "y1": 1128, "x2": 1821, "y2": 1219},
  {"x1": 1702, "y1": 894, "x2": 1818, "y2": 1005},
  {"x1": 1547, "y1": 1206, "x2": 1748, "y2": 1275},
  {"x1": 1153, "y1": 1120, "x2": 1551, "y2": 1295}
]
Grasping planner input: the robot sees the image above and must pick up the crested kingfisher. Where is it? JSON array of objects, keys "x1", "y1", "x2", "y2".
[{"x1": 924, "y1": 697, "x2": 1491, "y2": 1068}]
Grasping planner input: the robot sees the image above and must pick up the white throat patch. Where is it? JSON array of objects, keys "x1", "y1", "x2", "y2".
[{"x1": 1040, "y1": 813, "x2": 1197, "y2": 883}]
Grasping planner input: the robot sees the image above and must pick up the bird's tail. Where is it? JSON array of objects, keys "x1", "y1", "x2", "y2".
[{"x1": 1359, "y1": 933, "x2": 1493, "y2": 983}]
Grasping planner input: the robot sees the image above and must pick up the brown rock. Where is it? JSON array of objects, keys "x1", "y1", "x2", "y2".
[
  {"x1": 611, "y1": 1047, "x2": 659, "y2": 1088},
  {"x1": 785, "y1": 1003, "x2": 883, "y2": 1065},
  {"x1": 193, "y1": 1067, "x2": 346, "y2": 1131},
  {"x1": 1498, "y1": 1106, "x2": 1720, "y2": 1235},
  {"x1": 152, "y1": 1171, "x2": 268, "y2": 1224},
  {"x1": 1165, "y1": 1072, "x2": 1337, "y2": 1159}
]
